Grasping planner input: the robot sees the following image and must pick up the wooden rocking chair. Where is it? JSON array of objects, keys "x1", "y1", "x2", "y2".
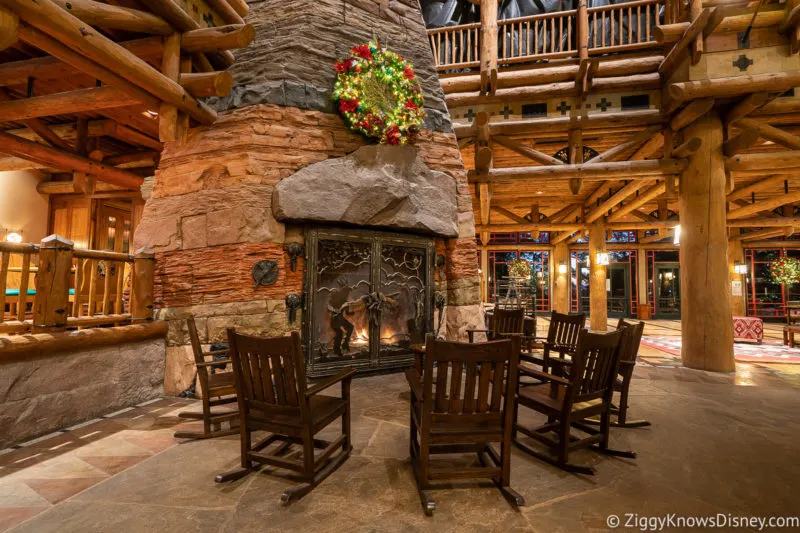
[
  {"x1": 607, "y1": 318, "x2": 650, "y2": 428},
  {"x1": 521, "y1": 310, "x2": 584, "y2": 373},
  {"x1": 513, "y1": 328, "x2": 636, "y2": 475},
  {"x1": 215, "y1": 330, "x2": 355, "y2": 504},
  {"x1": 405, "y1": 336, "x2": 524, "y2": 516},
  {"x1": 174, "y1": 317, "x2": 239, "y2": 439},
  {"x1": 466, "y1": 307, "x2": 526, "y2": 343}
]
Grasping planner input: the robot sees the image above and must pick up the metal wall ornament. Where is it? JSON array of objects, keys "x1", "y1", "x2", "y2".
[
  {"x1": 435, "y1": 254, "x2": 446, "y2": 278},
  {"x1": 285, "y1": 242, "x2": 304, "y2": 272},
  {"x1": 252, "y1": 259, "x2": 279, "y2": 287},
  {"x1": 435, "y1": 293, "x2": 446, "y2": 338},
  {"x1": 285, "y1": 293, "x2": 302, "y2": 324}
]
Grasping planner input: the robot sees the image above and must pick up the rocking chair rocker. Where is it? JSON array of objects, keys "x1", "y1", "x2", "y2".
[
  {"x1": 513, "y1": 328, "x2": 636, "y2": 475},
  {"x1": 406, "y1": 335, "x2": 524, "y2": 515},
  {"x1": 215, "y1": 330, "x2": 355, "y2": 504}
]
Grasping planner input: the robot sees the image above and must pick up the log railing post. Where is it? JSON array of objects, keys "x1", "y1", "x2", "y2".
[
  {"x1": 131, "y1": 248, "x2": 155, "y2": 322},
  {"x1": 32, "y1": 234, "x2": 73, "y2": 331},
  {"x1": 480, "y1": 0, "x2": 498, "y2": 94},
  {"x1": 577, "y1": 0, "x2": 589, "y2": 62}
]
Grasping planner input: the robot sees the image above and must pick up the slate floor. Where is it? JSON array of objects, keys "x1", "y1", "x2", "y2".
[{"x1": 2, "y1": 321, "x2": 800, "y2": 532}]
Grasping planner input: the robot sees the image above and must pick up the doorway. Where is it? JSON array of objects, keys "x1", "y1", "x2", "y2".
[
  {"x1": 654, "y1": 265, "x2": 681, "y2": 318},
  {"x1": 607, "y1": 264, "x2": 630, "y2": 317}
]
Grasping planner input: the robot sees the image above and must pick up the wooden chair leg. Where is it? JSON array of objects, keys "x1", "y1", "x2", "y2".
[
  {"x1": 589, "y1": 410, "x2": 637, "y2": 459},
  {"x1": 612, "y1": 384, "x2": 651, "y2": 428},
  {"x1": 409, "y1": 456, "x2": 436, "y2": 516}
]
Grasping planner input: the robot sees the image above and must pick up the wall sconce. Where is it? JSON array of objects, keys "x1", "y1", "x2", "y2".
[
  {"x1": 734, "y1": 261, "x2": 748, "y2": 275},
  {"x1": 595, "y1": 252, "x2": 610, "y2": 266},
  {"x1": 673, "y1": 225, "x2": 681, "y2": 245},
  {"x1": 3, "y1": 229, "x2": 22, "y2": 243},
  {"x1": 558, "y1": 261, "x2": 567, "y2": 274}
]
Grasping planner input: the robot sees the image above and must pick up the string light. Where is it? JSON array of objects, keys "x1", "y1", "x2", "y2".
[{"x1": 333, "y1": 41, "x2": 425, "y2": 144}]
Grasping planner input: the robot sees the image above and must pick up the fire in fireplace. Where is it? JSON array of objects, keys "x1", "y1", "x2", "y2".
[{"x1": 303, "y1": 227, "x2": 434, "y2": 377}]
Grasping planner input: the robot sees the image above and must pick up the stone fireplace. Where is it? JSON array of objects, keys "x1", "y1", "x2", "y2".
[{"x1": 133, "y1": 0, "x2": 483, "y2": 394}]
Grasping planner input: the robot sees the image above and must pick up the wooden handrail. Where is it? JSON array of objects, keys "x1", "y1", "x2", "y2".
[
  {"x1": 1, "y1": 234, "x2": 155, "y2": 335},
  {"x1": 427, "y1": 0, "x2": 664, "y2": 71}
]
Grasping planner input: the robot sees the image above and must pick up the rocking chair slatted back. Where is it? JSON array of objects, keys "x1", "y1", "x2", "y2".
[
  {"x1": 569, "y1": 328, "x2": 625, "y2": 404},
  {"x1": 227, "y1": 330, "x2": 308, "y2": 416},
  {"x1": 547, "y1": 311, "x2": 585, "y2": 348},
  {"x1": 187, "y1": 316, "x2": 209, "y2": 386},
  {"x1": 490, "y1": 308, "x2": 526, "y2": 338},
  {"x1": 616, "y1": 318, "x2": 645, "y2": 365},
  {"x1": 424, "y1": 336, "x2": 519, "y2": 424}
]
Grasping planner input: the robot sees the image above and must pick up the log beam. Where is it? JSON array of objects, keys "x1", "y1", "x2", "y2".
[
  {"x1": 470, "y1": 159, "x2": 687, "y2": 183},
  {"x1": 480, "y1": 0, "x2": 498, "y2": 94},
  {"x1": 726, "y1": 175, "x2": 786, "y2": 201},
  {"x1": 735, "y1": 117, "x2": 800, "y2": 150},
  {"x1": 52, "y1": 0, "x2": 172, "y2": 35},
  {"x1": 0, "y1": 86, "x2": 138, "y2": 123},
  {"x1": 0, "y1": 7, "x2": 18, "y2": 51},
  {"x1": 727, "y1": 216, "x2": 800, "y2": 227},
  {"x1": 180, "y1": 24, "x2": 255, "y2": 53},
  {"x1": 9, "y1": 0, "x2": 217, "y2": 124},
  {"x1": 0, "y1": 132, "x2": 143, "y2": 189},
  {"x1": 725, "y1": 92, "x2": 771, "y2": 126},
  {"x1": 179, "y1": 72, "x2": 234, "y2": 98},
  {"x1": 587, "y1": 126, "x2": 662, "y2": 164},
  {"x1": 669, "y1": 71, "x2": 800, "y2": 104},
  {"x1": 722, "y1": 128, "x2": 759, "y2": 156},
  {"x1": 726, "y1": 150, "x2": 800, "y2": 172},
  {"x1": 730, "y1": 227, "x2": 795, "y2": 241},
  {"x1": 585, "y1": 180, "x2": 655, "y2": 223},
  {"x1": 670, "y1": 98, "x2": 715, "y2": 131},
  {"x1": 726, "y1": 190, "x2": 800, "y2": 219},
  {"x1": 658, "y1": 8, "x2": 714, "y2": 76},
  {"x1": 607, "y1": 182, "x2": 668, "y2": 221},
  {"x1": 475, "y1": 223, "x2": 586, "y2": 232},
  {"x1": 673, "y1": 137, "x2": 702, "y2": 157},
  {"x1": 492, "y1": 135, "x2": 564, "y2": 166}
]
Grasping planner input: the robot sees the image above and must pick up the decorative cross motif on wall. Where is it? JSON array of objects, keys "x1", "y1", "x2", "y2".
[
  {"x1": 556, "y1": 101, "x2": 571, "y2": 115},
  {"x1": 732, "y1": 54, "x2": 754, "y2": 72},
  {"x1": 501, "y1": 105, "x2": 514, "y2": 119},
  {"x1": 464, "y1": 108, "x2": 476, "y2": 122},
  {"x1": 596, "y1": 97, "x2": 612, "y2": 112}
]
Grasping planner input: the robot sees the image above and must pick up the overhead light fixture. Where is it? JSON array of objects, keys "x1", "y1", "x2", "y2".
[
  {"x1": 558, "y1": 261, "x2": 568, "y2": 274},
  {"x1": 536, "y1": 191, "x2": 543, "y2": 195},
  {"x1": 595, "y1": 252, "x2": 610, "y2": 266},
  {"x1": 734, "y1": 261, "x2": 748, "y2": 275},
  {"x1": 5, "y1": 232, "x2": 22, "y2": 243},
  {"x1": 673, "y1": 225, "x2": 681, "y2": 245}
]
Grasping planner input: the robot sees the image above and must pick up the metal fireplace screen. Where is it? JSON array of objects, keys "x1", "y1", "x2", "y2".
[{"x1": 304, "y1": 227, "x2": 434, "y2": 377}]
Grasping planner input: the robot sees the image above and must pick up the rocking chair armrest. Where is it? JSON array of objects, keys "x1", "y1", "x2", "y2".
[
  {"x1": 404, "y1": 368, "x2": 424, "y2": 400},
  {"x1": 205, "y1": 348, "x2": 229, "y2": 356},
  {"x1": 465, "y1": 328, "x2": 491, "y2": 334},
  {"x1": 195, "y1": 358, "x2": 231, "y2": 367},
  {"x1": 306, "y1": 368, "x2": 357, "y2": 398},
  {"x1": 518, "y1": 366, "x2": 571, "y2": 386}
]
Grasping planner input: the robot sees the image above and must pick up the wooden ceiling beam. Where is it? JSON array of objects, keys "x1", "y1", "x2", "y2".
[
  {"x1": 640, "y1": 229, "x2": 675, "y2": 244},
  {"x1": 0, "y1": 86, "x2": 139, "y2": 122},
  {"x1": 490, "y1": 205, "x2": 528, "y2": 224},
  {"x1": 658, "y1": 7, "x2": 713, "y2": 76},
  {"x1": 735, "y1": 117, "x2": 800, "y2": 150},
  {"x1": 585, "y1": 180, "x2": 656, "y2": 223},
  {"x1": 727, "y1": 217, "x2": 800, "y2": 227},
  {"x1": 722, "y1": 128, "x2": 759, "y2": 156},
  {"x1": 587, "y1": 126, "x2": 661, "y2": 165},
  {"x1": 51, "y1": 0, "x2": 172, "y2": 35},
  {"x1": 227, "y1": 0, "x2": 249, "y2": 17},
  {"x1": 492, "y1": 135, "x2": 564, "y2": 166},
  {"x1": 469, "y1": 159, "x2": 686, "y2": 183},
  {"x1": 725, "y1": 92, "x2": 771, "y2": 126},
  {"x1": 731, "y1": 227, "x2": 795, "y2": 241},
  {"x1": 726, "y1": 150, "x2": 800, "y2": 172},
  {"x1": 0, "y1": 132, "x2": 142, "y2": 189},
  {"x1": 669, "y1": 71, "x2": 800, "y2": 105},
  {"x1": 607, "y1": 182, "x2": 667, "y2": 221},
  {"x1": 10, "y1": 0, "x2": 217, "y2": 124},
  {"x1": 727, "y1": 175, "x2": 786, "y2": 201},
  {"x1": 0, "y1": 36, "x2": 163, "y2": 88},
  {"x1": 180, "y1": 24, "x2": 255, "y2": 53},
  {"x1": 727, "y1": 190, "x2": 800, "y2": 219},
  {"x1": 0, "y1": 7, "x2": 18, "y2": 51},
  {"x1": 206, "y1": 0, "x2": 245, "y2": 24},
  {"x1": 475, "y1": 222, "x2": 586, "y2": 232}
]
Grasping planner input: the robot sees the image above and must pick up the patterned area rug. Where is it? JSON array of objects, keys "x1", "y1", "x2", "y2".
[{"x1": 640, "y1": 336, "x2": 800, "y2": 364}]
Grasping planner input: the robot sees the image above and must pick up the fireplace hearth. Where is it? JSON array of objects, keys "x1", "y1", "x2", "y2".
[{"x1": 303, "y1": 227, "x2": 434, "y2": 377}]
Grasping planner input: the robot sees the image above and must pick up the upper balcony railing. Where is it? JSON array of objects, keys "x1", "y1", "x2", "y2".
[{"x1": 429, "y1": 0, "x2": 665, "y2": 72}]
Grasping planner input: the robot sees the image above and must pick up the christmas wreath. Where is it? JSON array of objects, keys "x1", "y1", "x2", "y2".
[
  {"x1": 770, "y1": 256, "x2": 800, "y2": 286},
  {"x1": 332, "y1": 41, "x2": 425, "y2": 145},
  {"x1": 508, "y1": 259, "x2": 532, "y2": 279}
]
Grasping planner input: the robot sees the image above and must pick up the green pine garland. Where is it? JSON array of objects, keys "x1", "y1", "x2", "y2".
[
  {"x1": 770, "y1": 256, "x2": 800, "y2": 286},
  {"x1": 332, "y1": 41, "x2": 425, "y2": 145}
]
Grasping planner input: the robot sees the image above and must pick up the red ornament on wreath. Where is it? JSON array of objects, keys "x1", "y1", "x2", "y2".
[{"x1": 332, "y1": 40, "x2": 425, "y2": 145}]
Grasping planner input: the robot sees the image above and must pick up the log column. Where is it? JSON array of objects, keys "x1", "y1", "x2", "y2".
[
  {"x1": 551, "y1": 242, "x2": 570, "y2": 313},
  {"x1": 480, "y1": 0, "x2": 498, "y2": 94},
  {"x1": 589, "y1": 220, "x2": 608, "y2": 331},
  {"x1": 679, "y1": 111, "x2": 735, "y2": 372},
  {"x1": 728, "y1": 232, "x2": 746, "y2": 317}
]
